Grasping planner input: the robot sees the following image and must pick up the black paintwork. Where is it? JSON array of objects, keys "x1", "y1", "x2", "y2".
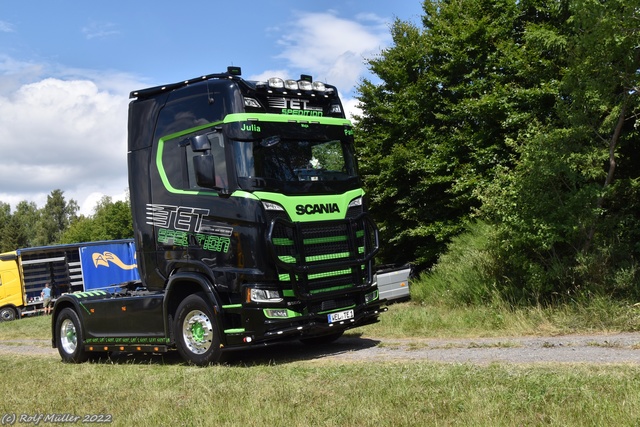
[{"x1": 52, "y1": 68, "x2": 385, "y2": 354}]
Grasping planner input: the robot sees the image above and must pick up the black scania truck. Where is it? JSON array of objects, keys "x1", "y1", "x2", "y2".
[{"x1": 51, "y1": 67, "x2": 385, "y2": 365}]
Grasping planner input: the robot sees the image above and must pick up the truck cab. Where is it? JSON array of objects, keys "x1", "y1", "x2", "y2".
[{"x1": 52, "y1": 67, "x2": 385, "y2": 365}]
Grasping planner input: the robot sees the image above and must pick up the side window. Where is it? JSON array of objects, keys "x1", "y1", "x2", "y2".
[{"x1": 160, "y1": 130, "x2": 228, "y2": 192}]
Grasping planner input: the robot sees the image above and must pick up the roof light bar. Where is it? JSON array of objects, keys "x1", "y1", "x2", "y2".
[{"x1": 264, "y1": 75, "x2": 329, "y2": 93}]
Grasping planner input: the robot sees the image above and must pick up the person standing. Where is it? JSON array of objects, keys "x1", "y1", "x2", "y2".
[{"x1": 41, "y1": 283, "x2": 52, "y2": 315}]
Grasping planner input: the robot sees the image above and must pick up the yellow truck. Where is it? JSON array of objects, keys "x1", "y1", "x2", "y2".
[{"x1": 0, "y1": 240, "x2": 138, "y2": 321}]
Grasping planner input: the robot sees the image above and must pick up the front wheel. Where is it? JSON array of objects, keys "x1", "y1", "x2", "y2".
[
  {"x1": 0, "y1": 306, "x2": 18, "y2": 321},
  {"x1": 174, "y1": 293, "x2": 223, "y2": 366},
  {"x1": 55, "y1": 308, "x2": 89, "y2": 363}
]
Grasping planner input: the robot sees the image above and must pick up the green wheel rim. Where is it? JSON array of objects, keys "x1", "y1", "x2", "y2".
[{"x1": 182, "y1": 310, "x2": 213, "y2": 355}]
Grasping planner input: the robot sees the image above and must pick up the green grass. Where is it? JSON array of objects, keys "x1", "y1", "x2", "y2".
[
  {"x1": 1, "y1": 299, "x2": 640, "y2": 426},
  {"x1": 360, "y1": 296, "x2": 640, "y2": 339},
  {"x1": 0, "y1": 355, "x2": 639, "y2": 426},
  {"x1": 0, "y1": 314, "x2": 50, "y2": 340}
]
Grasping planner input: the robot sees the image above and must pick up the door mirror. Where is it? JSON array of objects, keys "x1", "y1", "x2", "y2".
[{"x1": 193, "y1": 154, "x2": 216, "y2": 188}]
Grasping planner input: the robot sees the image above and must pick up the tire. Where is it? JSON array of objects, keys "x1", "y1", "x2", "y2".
[
  {"x1": 174, "y1": 293, "x2": 223, "y2": 366},
  {"x1": 300, "y1": 330, "x2": 344, "y2": 345},
  {"x1": 55, "y1": 308, "x2": 89, "y2": 363},
  {"x1": 0, "y1": 306, "x2": 17, "y2": 321}
]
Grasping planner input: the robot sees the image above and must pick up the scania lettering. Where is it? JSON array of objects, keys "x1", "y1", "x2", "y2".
[
  {"x1": 51, "y1": 67, "x2": 386, "y2": 365},
  {"x1": 296, "y1": 203, "x2": 340, "y2": 215}
]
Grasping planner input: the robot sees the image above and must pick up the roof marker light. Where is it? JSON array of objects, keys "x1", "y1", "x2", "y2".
[
  {"x1": 298, "y1": 80, "x2": 312, "y2": 91},
  {"x1": 285, "y1": 79, "x2": 298, "y2": 90},
  {"x1": 312, "y1": 81, "x2": 326, "y2": 92},
  {"x1": 268, "y1": 77, "x2": 284, "y2": 89}
]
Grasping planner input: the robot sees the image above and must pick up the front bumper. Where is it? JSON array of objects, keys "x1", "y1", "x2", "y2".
[{"x1": 223, "y1": 299, "x2": 387, "y2": 347}]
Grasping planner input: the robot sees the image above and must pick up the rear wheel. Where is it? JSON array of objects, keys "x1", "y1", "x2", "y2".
[
  {"x1": 0, "y1": 306, "x2": 18, "y2": 321},
  {"x1": 174, "y1": 293, "x2": 222, "y2": 366},
  {"x1": 56, "y1": 308, "x2": 89, "y2": 363}
]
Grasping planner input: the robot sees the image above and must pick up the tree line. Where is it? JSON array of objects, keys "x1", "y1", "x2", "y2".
[
  {"x1": 2, "y1": 0, "x2": 637, "y2": 305},
  {"x1": 0, "y1": 189, "x2": 133, "y2": 252},
  {"x1": 355, "y1": 0, "x2": 640, "y2": 303}
]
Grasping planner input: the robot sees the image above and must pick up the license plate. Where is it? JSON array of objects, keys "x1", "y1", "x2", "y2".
[{"x1": 327, "y1": 309, "x2": 354, "y2": 323}]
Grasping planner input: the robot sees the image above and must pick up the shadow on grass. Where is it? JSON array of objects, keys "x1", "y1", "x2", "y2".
[{"x1": 93, "y1": 333, "x2": 381, "y2": 366}]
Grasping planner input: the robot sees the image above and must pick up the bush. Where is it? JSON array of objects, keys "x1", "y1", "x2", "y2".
[{"x1": 412, "y1": 221, "x2": 501, "y2": 307}]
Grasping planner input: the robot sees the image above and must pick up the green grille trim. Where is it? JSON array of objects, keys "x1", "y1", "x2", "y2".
[
  {"x1": 277, "y1": 249, "x2": 365, "y2": 264},
  {"x1": 310, "y1": 284, "x2": 354, "y2": 294},
  {"x1": 272, "y1": 231, "x2": 366, "y2": 247}
]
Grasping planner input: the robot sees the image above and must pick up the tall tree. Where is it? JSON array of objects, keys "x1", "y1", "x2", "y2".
[
  {"x1": 355, "y1": 0, "x2": 569, "y2": 270},
  {"x1": 0, "y1": 202, "x2": 12, "y2": 252},
  {"x1": 0, "y1": 201, "x2": 39, "y2": 251},
  {"x1": 477, "y1": 0, "x2": 640, "y2": 300},
  {"x1": 35, "y1": 190, "x2": 78, "y2": 246},
  {"x1": 61, "y1": 195, "x2": 133, "y2": 243}
]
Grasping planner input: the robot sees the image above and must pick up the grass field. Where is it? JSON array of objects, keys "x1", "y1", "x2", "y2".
[{"x1": 1, "y1": 300, "x2": 640, "y2": 426}]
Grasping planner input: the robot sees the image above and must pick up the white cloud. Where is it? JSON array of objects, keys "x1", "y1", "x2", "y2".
[
  {"x1": 275, "y1": 11, "x2": 390, "y2": 93},
  {"x1": 248, "y1": 69, "x2": 291, "y2": 83},
  {"x1": 81, "y1": 21, "x2": 120, "y2": 40},
  {"x1": 0, "y1": 21, "x2": 16, "y2": 33},
  {"x1": 0, "y1": 71, "x2": 133, "y2": 216}
]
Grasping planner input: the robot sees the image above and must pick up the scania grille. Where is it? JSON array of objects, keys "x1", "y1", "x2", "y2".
[{"x1": 267, "y1": 214, "x2": 379, "y2": 299}]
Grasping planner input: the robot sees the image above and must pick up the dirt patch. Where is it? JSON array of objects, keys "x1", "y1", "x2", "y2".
[{"x1": 4, "y1": 333, "x2": 639, "y2": 365}]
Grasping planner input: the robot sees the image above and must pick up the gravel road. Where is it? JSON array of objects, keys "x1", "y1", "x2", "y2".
[{"x1": 2, "y1": 333, "x2": 639, "y2": 365}]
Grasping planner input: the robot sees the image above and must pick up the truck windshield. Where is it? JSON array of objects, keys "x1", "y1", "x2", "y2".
[{"x1": 233, "y1": 138, "x2": 360, "y2": 193}]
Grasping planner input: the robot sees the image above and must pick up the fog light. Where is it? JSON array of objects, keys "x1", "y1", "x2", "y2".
[{"x1": 264, "y1": 309, "x2": 289, "y2": 318}]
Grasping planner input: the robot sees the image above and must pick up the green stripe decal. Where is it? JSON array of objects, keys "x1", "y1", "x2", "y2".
[
  {"x1": 156, "y1": 122, "x2": 224, "y2": 197},
  {"x1": 223, "y1": 113, "x2": 352, "y2": 127},
  {"x1": 70, "y1": 291, "x2": 107, "y2": 299},
  {"x1": 222, "y1": 304, "x2": 243, "y2": 309}
]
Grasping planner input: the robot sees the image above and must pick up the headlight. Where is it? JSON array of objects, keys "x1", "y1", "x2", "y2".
[
  {"x1": 365, "y1": 289, "x2": 379, "y2": 303},
  {"x1": 348, "y1": 197, "x2": 363, "y2": 208},
  {"x1": 262, "y1": 201, "x2": 285, "y2": 211},
  {"x1": 248, "y1": 289, "x2": 283, "y2": 303}
]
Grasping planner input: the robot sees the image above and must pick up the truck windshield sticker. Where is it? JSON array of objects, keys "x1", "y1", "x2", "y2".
[
  {"x1": 241, "y1": 123, "x2": 261, "y2": 132},
  {"x1": 268, "y1": 97, "x2": 324, "y2": 117},
  {"x1": 147, "y1": 204, "x2": 232, "y2": 253}
]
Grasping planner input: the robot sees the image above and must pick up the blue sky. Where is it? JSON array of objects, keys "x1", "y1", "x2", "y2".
[{"x1": 0, "y1": 0, "x2": 423, "y2": 216}]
